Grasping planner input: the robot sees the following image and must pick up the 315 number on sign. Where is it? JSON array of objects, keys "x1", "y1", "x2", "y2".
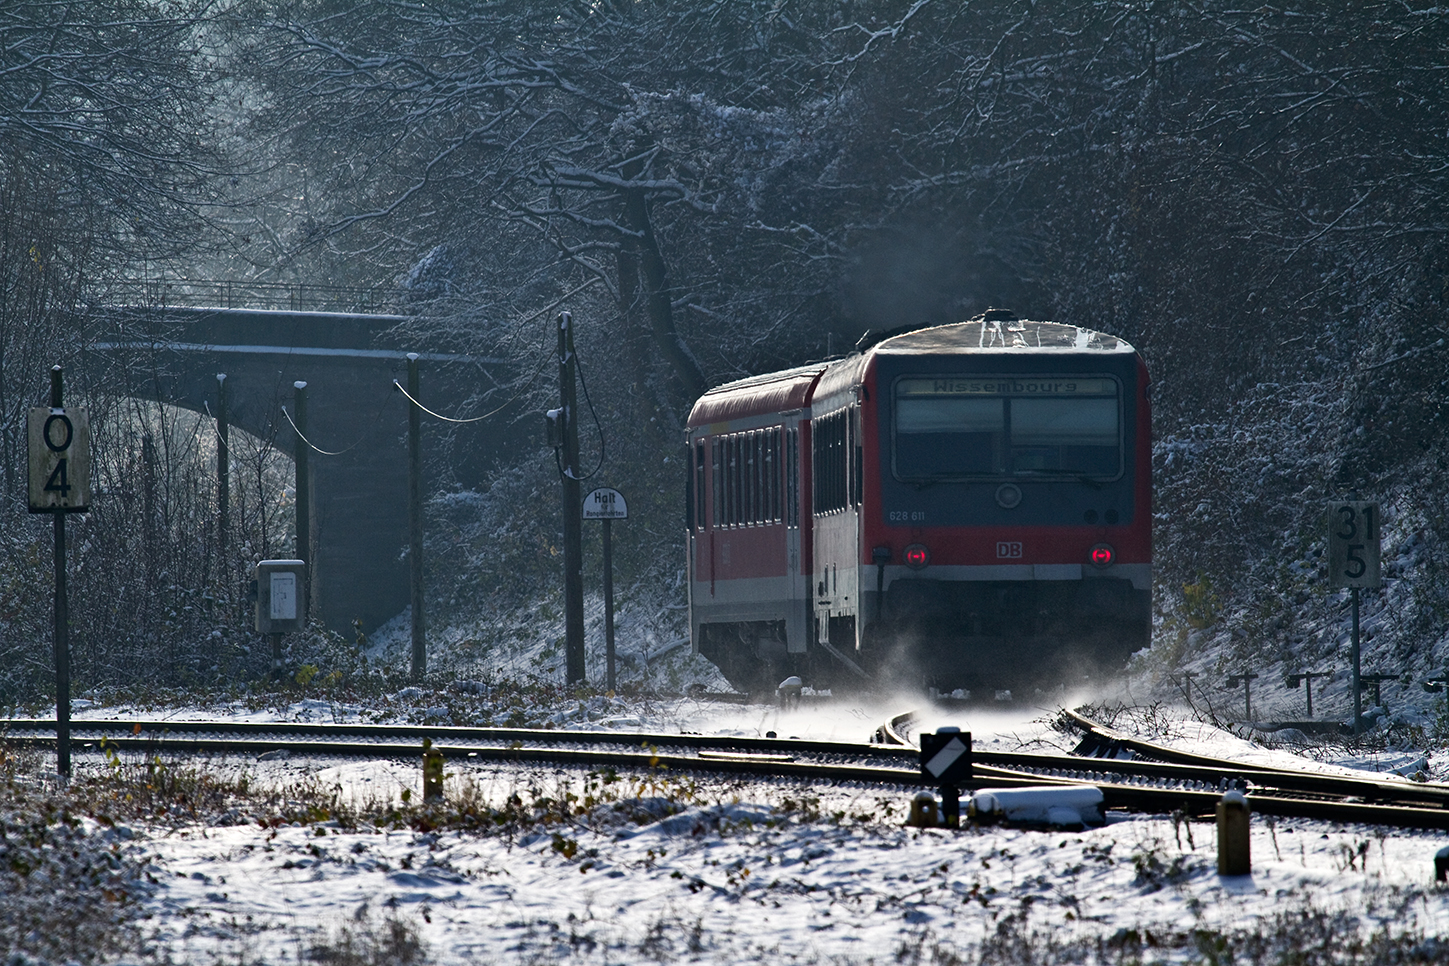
[{"x1": 1327, "y1": 501, "x2": 1381, "y2": 589}]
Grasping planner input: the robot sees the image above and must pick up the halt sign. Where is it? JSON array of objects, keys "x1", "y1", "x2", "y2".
[
  {"x1": 1327, "y1": 501, "x2": 1381, "y2": 589},
  {"x1": 583, "y1": 487, "x2": 627, "y2": 520},
  {"x1": 28, "y1": 407, "x2": 91, "y2": 513}
]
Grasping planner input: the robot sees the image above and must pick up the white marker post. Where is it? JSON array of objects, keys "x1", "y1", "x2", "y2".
[{"x1": 584, "y1": 487, "x2": 628, "y2": 691}]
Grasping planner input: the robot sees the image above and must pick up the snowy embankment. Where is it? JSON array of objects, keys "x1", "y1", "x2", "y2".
[
  {"x1": 135, "y1": 763, "x2": 1449, "y2": 964},
  {"x1": 16, "y1": 698, "x2": 1445, "y2": 963}
]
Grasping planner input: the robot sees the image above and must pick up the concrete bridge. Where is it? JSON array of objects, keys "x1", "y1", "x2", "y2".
[{"x1": 86, "y1": 300, "x2": 516, "y2": 635}]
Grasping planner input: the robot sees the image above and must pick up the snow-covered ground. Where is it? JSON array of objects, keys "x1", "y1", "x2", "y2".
[
  {"x1": 145, "y1": 781, "x2": 1449, "y2": 964},
  {"x1": 20, "y1": 697, "x2": 1449, "y2": 963}
]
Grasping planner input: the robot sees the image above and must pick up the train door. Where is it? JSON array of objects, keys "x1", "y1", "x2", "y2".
[
  {"x1": 810, "y1": 404, "x2": 864, "y2": 676},
  {"x1": 784, "y1": 423, "x2": 808, "y2": 653},
  {"x1": 687, "y1": 434, "x2": 706, "y2": 654}
]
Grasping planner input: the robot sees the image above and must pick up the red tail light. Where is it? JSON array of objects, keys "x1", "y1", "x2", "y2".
[
  {"x1": 903, "y1": 543, "x2": 930, "y2": 569},
  {"x1": 1089, "y1": 543, "x2": 1115, "y2": 568}
]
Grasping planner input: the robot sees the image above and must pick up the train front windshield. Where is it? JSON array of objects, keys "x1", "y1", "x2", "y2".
[{"x1": 893, "y1": 376, "x2": 1122, "y2": 481}]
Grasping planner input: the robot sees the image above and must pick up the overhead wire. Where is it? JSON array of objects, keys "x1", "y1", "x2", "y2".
[
  {"x1": 281, "y1": 389, "x2": 395, "y2": 456},
  {"x1": 392, "y1": 346, "x2": 554, "y2": 424},
  {"x1": 571, "y1": 348, "x2": 606, "y2": 481}
]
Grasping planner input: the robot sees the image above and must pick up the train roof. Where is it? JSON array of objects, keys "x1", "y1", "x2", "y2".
[
  {"x1": 872, "y1": 319, "x2": 1133, "y2": 355},
  {"x1": 686, "y1": 319, "x2": 1137, "y2": 428},
  {"x1": 687, "y1": 361, "x2": 829, "y2": 428}
]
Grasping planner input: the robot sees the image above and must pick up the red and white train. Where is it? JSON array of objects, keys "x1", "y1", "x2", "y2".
[{"x1": 685, "y1": 312, "x2": 1152, "y2": 694}]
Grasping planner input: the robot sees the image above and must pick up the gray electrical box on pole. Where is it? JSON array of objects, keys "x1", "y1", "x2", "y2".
[
  {"x1": 255, "y1": 559, "x2": 307, "y2": 634},
  {"x1": 256, "y1": 558, "x2": 306, "y2": 680}
]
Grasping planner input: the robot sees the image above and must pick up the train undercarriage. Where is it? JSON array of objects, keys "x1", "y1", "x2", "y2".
[{"x1": 697, "y1": 576, "x2": 1150, "y2": 698}]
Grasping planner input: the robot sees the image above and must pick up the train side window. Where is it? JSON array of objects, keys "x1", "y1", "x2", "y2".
[
  {"x1": 730, "y1": 435, "x2": 742, "y2": 526},
  {"x1": 711, "y1": 438, "x2": 723, "y2": 527},
  {"x1": 693, "y1": 439, "x2": 706, "y2": 531},
  {"x1": 786, "y1": 428, "x2": 799, "y2": 528},
  {"x1": 738, "y1": 434, "x2": 747, "y2": 526},
  {"x1": 813, "y1": 409, "x2": 848, "y2": 515},
  {"x1": 766, "y1": 429, "x2": 780, "y2": 523},
  {"x1": 747, "y1": 432, "x2": 758, "y2": 525},
  {"x1": 851, "y1": 407, "x2": 862, "y2": 508},
  {"x1": 759, "y1": 431, "x2": 770, "y2": 524},
  {"x1": 725, "y1": 436, "x2": 734, "y2": 527}
]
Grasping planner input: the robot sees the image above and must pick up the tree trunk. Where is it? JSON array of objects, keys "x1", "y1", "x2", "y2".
[
  {"x1": 620, "y1": 185, "x2": 707, "y2": 404},
  {"x1": 614, "y1": 239, "x2": 653, "y2": 412}
]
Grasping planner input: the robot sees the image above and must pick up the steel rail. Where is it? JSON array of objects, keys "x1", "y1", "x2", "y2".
[
  {"x1": 10, "y1": 717, "x2": 1449, "y2": 829},
  {"x1": 1054, "y1": 708, "x2": 1449, "y2": 809},
  {"x1": 0, "y1": 730, "x2": 1054, "y2": 791},
  {"x1": 0, "y1": 719, "x2": 912, "y2": 761},
  {"x1": 875, "y1": 710, "x2": 1449, "y2": 818}
]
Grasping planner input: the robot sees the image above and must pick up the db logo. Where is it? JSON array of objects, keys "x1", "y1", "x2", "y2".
[{"x1": 996, "y1": 541, "x2": 1023, "y2": 559}]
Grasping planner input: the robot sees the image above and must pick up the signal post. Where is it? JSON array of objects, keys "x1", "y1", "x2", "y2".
[
  {"x1": 28, "y1": 366, "x2": 92, "y2": 778},
  {"x1": 1327, "y1": 501, "x2": 1382, "y2": 734}
]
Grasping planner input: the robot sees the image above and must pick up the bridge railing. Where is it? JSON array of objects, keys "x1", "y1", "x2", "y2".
[{"x1": 96, "y1": 279, "x2": 400, "y2": 315}]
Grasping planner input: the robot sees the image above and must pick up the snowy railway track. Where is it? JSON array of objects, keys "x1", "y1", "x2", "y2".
[
  {"x1": 880, "y1": 710, "x2": 1449, "y2": 830},
  {"x1": 7, "y1": 715, "x2": 1449, "y2": 829},
  {"x1": 0, "y1": 717, "x2": 942, "y2": 788}
]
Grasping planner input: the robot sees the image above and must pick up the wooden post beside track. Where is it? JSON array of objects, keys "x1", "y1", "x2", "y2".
[
  {"x1": 407, "y1": 353, "x2": 426, "y2": 683},
  {"x1": 216, "y1": 373, "x2": 229, "y2": 574},
  {"x1": 293, "y1": 381, "x2": 311, "y2": 616},
  {"x1": 558, "y1": 313, "x2": 586, "y2": 686}
]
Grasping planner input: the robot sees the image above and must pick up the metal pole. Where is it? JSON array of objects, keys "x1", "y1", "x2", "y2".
[
  {"x1": 293, "y1": 381, "x2": 310, "y2": 616},
  {"x1": 1351, "y1": 586, "x2": 1362, "y2": 735},
  {"x1": 50, "y1": 366, "x2": 70, "y2": 778},
  {"x1": 559, "y1": 313, "x2": 585, "y2": 685},
  {"x1": 407, "y1": 353, "x2": 425, "y2": 682},
  {"x1": 603, "y1": 517, "x2": 615, "y2": 692},
  {"x1": 216, "y1": 374, "x2": 229, "y2": 576},
  {"x1": 1305, "y1": 673, "x2": 1314, "y2": 718}
]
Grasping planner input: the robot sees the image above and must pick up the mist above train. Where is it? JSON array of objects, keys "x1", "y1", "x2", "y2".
[{"x1": 685, "y1": 311, "x2": 1151, "y2": 695}]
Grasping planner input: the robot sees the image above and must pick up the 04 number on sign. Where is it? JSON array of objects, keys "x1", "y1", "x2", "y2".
[{"x1": 28, "y1": 406, "x2": 91, "y2": 513}]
